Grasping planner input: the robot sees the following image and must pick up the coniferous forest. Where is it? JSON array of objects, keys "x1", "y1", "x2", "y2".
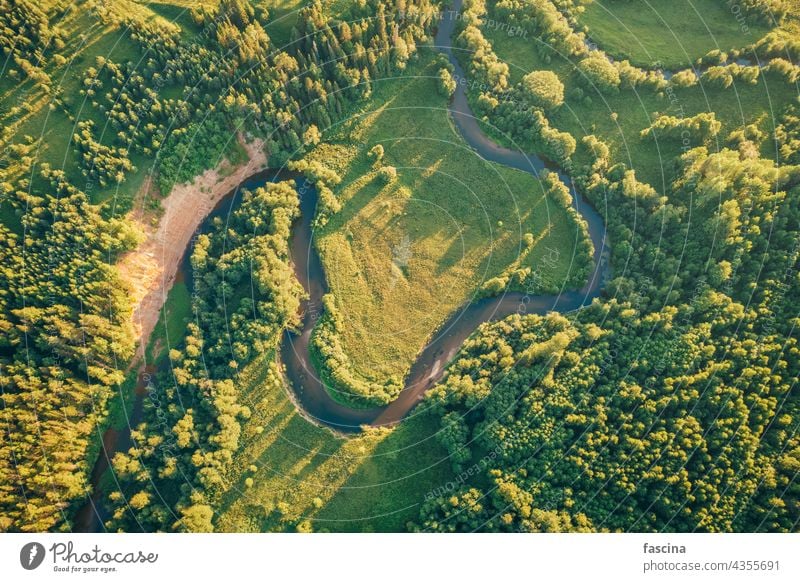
[{"x1": 0, "y1": 0, "x2": 798, "y2": 535}]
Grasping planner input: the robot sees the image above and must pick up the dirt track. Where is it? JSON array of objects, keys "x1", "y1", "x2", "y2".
[{"x1": 118, "y1": 136, "x2": 268, "y2": 360}]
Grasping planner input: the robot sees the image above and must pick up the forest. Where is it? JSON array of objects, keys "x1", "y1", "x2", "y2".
[{"x1": 0, "y1": 0, "x2": 797, "y2": 533}]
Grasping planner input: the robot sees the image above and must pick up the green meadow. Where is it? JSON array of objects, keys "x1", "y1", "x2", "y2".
[
  {"x1": 484, "y1": 0, "x2": 797, "y2": 189},
  {"x1": 214, "y1": 353, "x2": 454, "y2": 532},
  {"x1": 306, "y1": 55, "x2": 588, "y2": 392},
  {"x1": 578, "y1": 0, "x2": 773, "y2": 70}
]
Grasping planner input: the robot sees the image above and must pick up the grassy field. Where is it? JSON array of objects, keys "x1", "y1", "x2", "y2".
[
  {"x1": 305, "y1": 55, "x2": 588, "y2": 390},
  {"x1": 484, "y1": 2, "x2": 797, "y2": 190},
  {"x1": 146, "y1": 275, "x2": 193, "y2": 362},
  {"x1": 578, "y1": 0, "x2": 773, "y2": 69},
  {"x1": 123, "y1": 171, "x2": 453, "y2": 535},
  {"x1": 260, "y1": 0, "x2": 309, "y2": 47},
  {"x1": 143, "y1": 1, "x2": 206, "y2": 39},
  {"x1": 0, "y1": 1, "x2": 171, "y2": 221},
  {"x1": 214, "y1": 353, "x2": 454, "y2": 532}
]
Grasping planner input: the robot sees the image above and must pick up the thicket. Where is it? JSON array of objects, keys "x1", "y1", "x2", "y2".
[
  {"x1": 0, "y1": 0, "x2": 65, "y2": 86},
  {"x1": 0, "y1": 0, "x2": 440, "y2": 531},
  {"x1": 417, "y1": 135, "x2": 800, "y2": 532},
  {"x1": 640, "y1": 112, "x2": 722, "y2": 147},
  {"x1": 414, "y1": 0, "x2": 800, "y2": 533},
  {"x1": 106, "y1": 180, "x2": 303, "y2": 531},
  {"x1": 3, "y1": 0, "x2": 800, "y2": 534},
  {"x1": 0, "y1": 172, "x2": 138, "y2": 531},
  {"x1": 288, "y1": 158, "x2": 342, "y2": 226}
]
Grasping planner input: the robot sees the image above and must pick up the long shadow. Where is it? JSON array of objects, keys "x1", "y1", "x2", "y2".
[
  {"x1": 215, "y1": 405, "x2": 347, "y2": 520},
  {"x1": 82, "y1": 2, "x2": 612, "y2": 529},
  {"x1": 308, "y1": 412, "x2": 454, "y2": 532}
]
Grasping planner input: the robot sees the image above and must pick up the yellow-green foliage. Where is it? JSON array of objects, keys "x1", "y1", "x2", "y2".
[
  {"x1": 578, "y1": 0, "x2": 774, "y2": 69},
  {"x1": 482, "y1": 0, "x2": 798, "y2": 187}
]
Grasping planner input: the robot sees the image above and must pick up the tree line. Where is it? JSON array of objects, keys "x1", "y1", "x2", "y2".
[{"x1": 105, "y1": 180, "x2": 303, "y2": 532}]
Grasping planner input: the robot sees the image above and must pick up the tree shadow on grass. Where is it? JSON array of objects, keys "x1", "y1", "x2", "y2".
[{"x1": 308, "y1": 411, "x2": 455, "y2": 532}]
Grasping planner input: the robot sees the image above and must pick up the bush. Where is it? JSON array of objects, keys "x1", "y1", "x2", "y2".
[
  {"x1": 670, "y1": 70, "x2": 698, "y2": 88},
  {"x1": 521, "y1": 70, "x2": 565, "y2": 112},
  {"x1": 378, "y1": 165, "x2": 397, "y2": 183},
  {"x1": 576, "y1": 54, "x2": 621, "y2": 94},
  {"x1": 437, "y1": 67, "x2": 457, "y2": 98},
  {"x1": 641, "y1": 112, "x2": 721, "y2": 146},
  {"x1": 368, "y1": 144, "x2": 384, "y2": 163}
]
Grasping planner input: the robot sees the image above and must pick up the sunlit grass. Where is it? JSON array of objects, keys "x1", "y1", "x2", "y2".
[
  {"x1": 306, "y1": 56, "x2": 588, "y2": 387},
  {"x1": 484, "y1": 3, "x2": 796, "y2": 189},
  {"x1": 578, "y1": 0, "x2": 773, "y2": 69},
  {"x1": 214, "y1": 353, "x2": 454, "y2": 532}
]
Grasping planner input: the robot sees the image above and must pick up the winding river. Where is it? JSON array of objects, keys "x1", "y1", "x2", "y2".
[
  {"x1": 76, "y1": 0, "x2": 608, "y2": 530},
  {"x1": 280, "y1": 0, "x2": 609, "y2": 431}
]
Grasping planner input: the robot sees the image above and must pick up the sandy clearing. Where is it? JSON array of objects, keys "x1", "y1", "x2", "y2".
[{"x1": 118, "y1": 135, "x2": 268, "y2": 361}]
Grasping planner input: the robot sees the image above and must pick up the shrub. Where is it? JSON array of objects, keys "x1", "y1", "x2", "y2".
[
  {"x1": 437, "y1": 66, "x2": 457, "y2": 97},
  {"x1": 521, "y1": 70, "x2": 565, "y2": 112},
  {"x1": 670, "y1": 70, "x2": 698, "y2": 88},
  {"x1": 378, "y1": 165, "x2": 397, "y2": 183},
  {"x1": 641, "y1": 112, "x2": 721, "y2": 146},
  {"x1": 576, "y1": 53, "x2": 621, "y2": 94},
  {"x1": 368, "y1": 144, "x2": 384, "y2": 162}
]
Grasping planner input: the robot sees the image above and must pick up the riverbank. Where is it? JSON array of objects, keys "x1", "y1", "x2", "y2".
[
  {"x1": 118, "y1": 134, "x2": 268, "y2": 361},
  {"x1": 76, "y1": 0, "x2": 609, "y2": 530},
  {"x1": 75, "y1": 137, "x2": 269, "y2": 531}
]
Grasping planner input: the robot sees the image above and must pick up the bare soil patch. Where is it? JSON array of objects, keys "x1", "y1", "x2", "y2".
[{"x1": 118, "y1": 135, "x2": 268, "y2": 360}]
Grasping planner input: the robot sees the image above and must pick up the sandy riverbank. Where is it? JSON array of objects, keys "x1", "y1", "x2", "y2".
[{"x1": 118, "y1": 135, "x2": 268, "y2": 360}]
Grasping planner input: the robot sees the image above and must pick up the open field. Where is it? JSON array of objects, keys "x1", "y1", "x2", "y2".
[
  {"x1": 484, "y1": 1, "x2": 798, "y2": 189},
  {"x1": 307, "y1": 55, "x2": 589, "y2": 392},
  {"x1": 214, "y1": 354, "x2": 454, "y2": 532},
  {"x1": 578, "y1": 0, "x2": 773, "y2": 69},
  {"x1": 260, "y1": 0, "x2": 310, "y2": 46}
]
